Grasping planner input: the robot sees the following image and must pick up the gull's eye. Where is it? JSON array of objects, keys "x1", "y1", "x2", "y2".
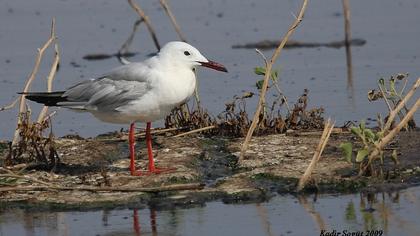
[{"x1": 184, "y1": 51, "x2": 191, "y2": 56}]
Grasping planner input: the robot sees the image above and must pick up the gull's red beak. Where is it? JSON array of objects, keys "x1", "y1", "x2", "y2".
[{"x1": 199, "y1": 60, "x2": 228, "y2": 72}]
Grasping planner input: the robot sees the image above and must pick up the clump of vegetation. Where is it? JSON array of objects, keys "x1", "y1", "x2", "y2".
[
  {"x1": 165, "y1": 66, "x2": 325, "y2": 138},
  {"x1": 216, "y1": 92, "x2": 252, "y2": 136},
  {"x1": 218, "y1": 67, "x2": 324, "y2": 136},
  {"x1": 341, "y1": 74, "x2": 419, "y2": 176},
  {"x1": 339, "y1": 121, "x2": 395, "y2": 176},
  {"x1": 165, "y1": 104, "x2": 215, "y2": 131},
  {"x1": 286, "y1": 89, "x2": 325, "y2": 130},
  {"x1": 367, "y1": 73, "x2": 416, "y2": 130},
  {"x1": 6, "y1": 111, "x2": 59, "y2": 170},
  {"x1": 1, "y1": 19, "x2": 60, "y2": 171},
  {"x1": 5, "y1": 111, "x2": 59, "y2": 169}
]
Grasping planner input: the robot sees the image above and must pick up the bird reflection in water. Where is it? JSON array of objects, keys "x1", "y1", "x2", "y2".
[{"x1": 132, "y1": 208, "x2": 158, "y2": 236}]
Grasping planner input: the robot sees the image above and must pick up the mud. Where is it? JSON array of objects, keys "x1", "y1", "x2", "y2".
[{"x1": 1, "y1": 129, "x2": 419, "y2": 210}]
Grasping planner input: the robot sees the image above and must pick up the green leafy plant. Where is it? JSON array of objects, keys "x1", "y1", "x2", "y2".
[
  {"x1": 340, "y1": 121, "x2": 389, "y2": 175},
  {"x1": 339, "y1": 74, "x2": 420, "y2": 176},
  {"x1": 254, "y1": 66, "x2": 279, "y2": 90}
]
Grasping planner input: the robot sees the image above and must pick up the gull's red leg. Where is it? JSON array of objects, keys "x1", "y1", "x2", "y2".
[
  {"x1": 129, "y1": 122, "x2": 137, "y2": 176},
  {"x1": 145, "y1": 122, "x2": 175, "y2": 174},
  {"x1": 146, "y1": 122, "x2": 156, "y2": 172},
  {"x1": 129, "y1": 122, "x2": 174, "y2": 176}
]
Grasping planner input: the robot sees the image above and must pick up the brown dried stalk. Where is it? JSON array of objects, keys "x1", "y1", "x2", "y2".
[
  {"x1": 159, "y1": 0, "x2": 187, "y2": 42},
  {"x1": 173, "y1": 125, "x2": 215, "y2": 138},
  {"x1": 297, "y1": 119, "x2": 335, "y2": 191},
  {"x1": 342, "y1": 0, "x2": 351, "y2": 48},
  {"x1": 383, "y1": 78, "x2": 420, "y2": 131},
  {"x1": 255, "y1": 49, "x2": 291, "y2": 114},
  {"x1": 364, "y1": 97, "x2": 419, "y2": 170},
  {"x1": 12, "y1": 19, "x2": 57, "y2": 146},
  {"x1": 37, "y1": 41, "x2": 60, "y2": 123},
  {"x1": 0, "y1": 97, "x2": 19, "y2": 111},
  {"x1": 239, "y1": 0, "x2": 309, "y2": 163},
  {"x1": 0, "y1": 167, "x2": 52, "y2": 186},
  {"x1": 127, "y1": 0, "x2": 161, "y2": 50},
  {"x1": 342, "y1": 0, "x2": 354, "y2": 93}
]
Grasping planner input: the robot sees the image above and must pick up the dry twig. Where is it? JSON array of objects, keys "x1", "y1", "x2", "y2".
[
  {"x1": 173, "y1": 125, "x2": 215, "y2": 138},
  {"x1": 0, "y1": 167, "x2": 52, "y2": 186},
  {"x1": 159, "y1": 0, "x2": 187, "y2": 42},
  {"x1": 127, "y1": 0, "x2": 161, "y2": 50},
  {"x1": 37, "y1": 41, "x2": 60, "y2": 123},
  {"x1": 383, "y1": 78, "x2": 419, "y2": 131},
  {"x1": 0, "y1": 97, "x2": 19, "y2": 112},
  {"x1": 239, "y1": 0, "x2": 309, "y2": 163},
  {"x1": 12, "y1": 19, "x2": 57, "y2": 146},
  {"x1": 297, "y1": 119, "x2": 335, "y2": 191},
  {"x1": 365, "y1": 97, "x2": 419, "y2": 170}
]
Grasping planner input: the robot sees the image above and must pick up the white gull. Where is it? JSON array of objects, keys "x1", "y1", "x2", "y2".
[{"x1": 24, "y1": 41, "x2": 228, "y2": 175}]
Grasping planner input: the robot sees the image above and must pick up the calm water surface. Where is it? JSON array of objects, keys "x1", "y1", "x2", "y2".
[
  {"x1": 1, "y1": 186, "x2": 420, "y2": 236},
  {"x1": 1, "y1": 1, "x2": 420, "y2": 235}
]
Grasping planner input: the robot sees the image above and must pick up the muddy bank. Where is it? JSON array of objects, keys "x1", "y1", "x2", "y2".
[{"x1": 1, "y1": 129, "x2": 419, "y2": 210}]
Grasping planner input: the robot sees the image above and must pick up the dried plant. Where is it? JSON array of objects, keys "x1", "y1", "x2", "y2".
[
  {"x1": 239, "y1": 0, "x2": 309, "y2": 163},
  {"x1": 1, "y1": 19, "x2": 60, "y2": 170},
  {"x1": 216, "y1": 92, "x2": 253, "y2": 136},
  {"x1": 298, "y1": 119, "x2": 335, "y2": 191},
  {"x1": 165, "y1": 103, "x2": 215, "y2": 132},
  {"x1": 6, "y1": 111, "x2": 59, "y2": 170}
]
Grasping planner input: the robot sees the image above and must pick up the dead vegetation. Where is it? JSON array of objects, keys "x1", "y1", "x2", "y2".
[
  {"x1": 5, "y1": 111, "x2": 59, "y2": 170},
  {"x1": 0, "y1": 19, "x2": 60, "y2": 170},
  {"x1": 239, "y1": 0, "x2": 309, "y2": 163}
]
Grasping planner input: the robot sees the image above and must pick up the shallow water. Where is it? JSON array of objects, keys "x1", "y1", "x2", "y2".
[
  {"x1": 1, "y1": 0, "x2": 420, "y2": 138},
  {"x1": 1, "y1": 186, "x2": 420, "y2": 236},
  {"x1": 1, "y1": 1, "x2": 420, "y2": 234}
]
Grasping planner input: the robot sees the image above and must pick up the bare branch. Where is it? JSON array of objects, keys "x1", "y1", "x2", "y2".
[
  {"x1": 383, "y1": 78, "x2": 419, "y2": 131},
  {"x1": 297, "y1": 119, "x2": 335, "y2": 191},
  {"x1": 378, "y1": 82, "x2": 393, "y2": 113},
  {"x1": 365, "y1": 97, "x2": 419, "y2": 169},
  {"x1": 127, "y1": 0, "x2": 161, "y2": 50},
  {"x1": 0, "y1": 97, "x2": 19, "y2": 112},
  {"x1": 37, "y1": 38, "x2": 60, "y2": 123},
  {"x1": 172, "y1": 125, "x2": 215, "y2": 138},
  {"x1": 12, "y1": 19, "x2": 57, "y2": 145},
  {"x1": 159, "y1": 0, "x2": 188, "y2": 42},
  {"x1": 239, "y1": 0, "x2": 309, "y2": 163}
]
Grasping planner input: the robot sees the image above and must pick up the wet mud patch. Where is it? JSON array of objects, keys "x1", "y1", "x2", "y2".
[
  {"x1": 195, "y1": 137, "x2": 238, "y2": 185},
  {"x1": 1, "y1": 129, "x2": 420, "y2": 210}
]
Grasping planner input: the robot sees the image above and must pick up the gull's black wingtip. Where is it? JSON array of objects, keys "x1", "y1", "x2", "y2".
[{"x1": 20, "y1": 91, "x2": 67, "y2": 106}]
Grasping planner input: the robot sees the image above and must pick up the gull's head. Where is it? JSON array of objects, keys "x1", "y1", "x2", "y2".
[{"x1": 158, "y1": 41, "x2": 228, "y2": 72}]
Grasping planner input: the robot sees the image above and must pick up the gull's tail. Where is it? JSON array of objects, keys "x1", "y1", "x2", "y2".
[{"x1": 20, "y1": 91, "x2": 68, "y2": 106}]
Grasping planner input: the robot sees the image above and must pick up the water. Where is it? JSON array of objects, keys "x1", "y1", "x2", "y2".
[
  {"x1": 1, "y1": 1, "x2": 420, "y2": 235},
  {"x1": 1, "y1": 186, "x2": 420, "y2": 236},
  {"x1": 1, "y1": 0, "x2": 420, "y2": 138}
]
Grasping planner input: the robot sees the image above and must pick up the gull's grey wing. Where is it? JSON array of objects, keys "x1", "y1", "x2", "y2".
[{"x1": 60, "y1": 62, "x2": 152, "y2": 111}]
